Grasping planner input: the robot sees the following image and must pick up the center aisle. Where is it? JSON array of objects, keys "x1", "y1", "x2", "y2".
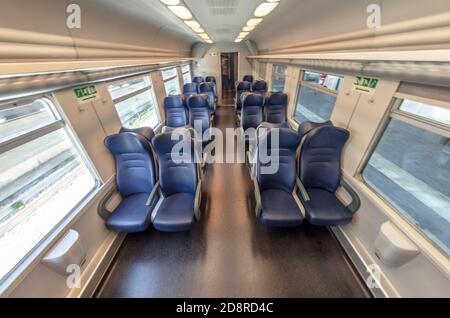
[{"x1": 97, "y1": 106, "x2": 368, "y2": 298}]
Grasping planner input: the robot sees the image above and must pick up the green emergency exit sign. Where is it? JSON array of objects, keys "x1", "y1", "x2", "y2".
[
  {"x1": 74, "y1": 85, "x2": 99, "y2": 104},
  {"x1": 353, "y1": 76, "x2": 379, "y2": 95}
]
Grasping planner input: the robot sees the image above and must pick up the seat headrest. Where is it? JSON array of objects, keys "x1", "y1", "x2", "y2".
[
  {"x1": 243, "y1": 75, "x2": 254, "y2": 82},
  {"x1": 266, "y1": 92, "x2": 288, "y2": 106},
  {"x1": 243, "y1": 93, "x2": 264, "y2": 107},
  {"x1": 119, "y1": 127, "x2": 155, "y2": 143},
  {"x1": 184, "y1": 83, "x2": 198, "y2": 91},
  {"x1": 193, "y1": 76, "x2": 204, "y2": 84},
  {"x1": 152, "y1": 130, "x2": 193, "y2": 157},
  {"x1": 205, "y1": 76, "x2": 216, "y2": 83},
  {"x1": 259, "y1": 128, "x2": 301, "y2": 151},
  {"x1": 164, "y1": 95, "x2": 185, "y2": 109},
  {"x1": 199, "y1": 82, "x2": 214, "y2": 93},
  {"x1": 303, "y1": 126, "x2": 350, "y2": 149},
  {"x1": 237, "y1": 81, "x2": 252, "y2": 91},
  {"x1": 298, "y1": 121, "x2": 333, "y2": 139},
  {"x1": 253, "y1": 80, "x2": 268, "y2": 91},
  {"x1": 187, "y1": 94, "x2": 209, "y2": 109},
  {"x1": 105, "y1": 132, "x2": 151, "y2": 155}
]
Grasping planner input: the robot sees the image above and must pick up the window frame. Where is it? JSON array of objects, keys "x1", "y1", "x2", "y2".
[
  {"x1": 358, "y1": 91, "x2": 450, "y2": 259},
  {"x1": 271, "y1": 64, "x2": 288, "y2": 92},
  {"x1": 162, "y1": 67, "x2": 181, "y2": 96},
  {"x1": 292, "y1": 69, "x2": 343, "y2": 124},
  {"x1": 181, "y1": 64, "x2": 192, "y2": 85},
  {"x1": 0, "y1": 94, "x2": 102, "y2": 292},
  {"x1": 108, "y1": 74, "x2": 162, "y2": 130}
]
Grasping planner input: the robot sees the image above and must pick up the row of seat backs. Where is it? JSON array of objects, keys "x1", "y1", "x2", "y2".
[
  {"x1": 104, "y1": 127, "x2": 198, "y2": 232},
  {"x1": 183, "y1": 82, "x2": 216, "y2": 112},
  {"x1": 236, "y1": 80, "x2": 268, "y2": 110},
  {"x1": 193, "y1": 76, "x2": 216, "y2": 85},
  {"x1": 241, "y1": 92, "x2": 288, "y2": 130},
  {"x1": 164, "y1": 94, "x2": 212, "y2": 135}
]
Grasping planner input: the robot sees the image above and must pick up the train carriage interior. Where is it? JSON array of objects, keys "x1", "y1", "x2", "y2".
[{"x1": 0, "y1": 0, "x2": 449, "y2": 304}]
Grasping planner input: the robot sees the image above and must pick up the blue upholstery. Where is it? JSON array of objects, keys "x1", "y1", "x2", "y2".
[
  {"x1": 205, "y1": 76, "x2": 216, "y2": 83},
  {"x1": 241, "y1": 93, "x2": 264, "y2": 130},
  {"x1": 192, "y1": 76, "x2": 204, "y2": 85},
  {"x1": 264, "y1": 92, "x2": 288, "y2": 125},
  {"x1": 235, "y1": 81, "x2": 252, "y2": 113},
  {"x1": 199, "y1": 82, "x2": 216, "y2": 113},
  {"x1": 257, "y1": 128, "x2": 303, "y2": 227},
  {"x1": 119, "y1": 127, "x2": 155, "y2": 144},
  {"x1": 252, "y1": 80, "x2": 268, "y2": 95},
  {"x1": 187, "y1": 94, "x2": 211, "y2": 137},
  {"x1": 298, "y1": 121, "x2": 333, "y2": 139},
  {"x1": 298, "y1": 123, "x2": 352, "y2": 226},
  {"x1": 164, "y1": 95, "x2": 188, "y2": 128},
  {"x1": 152, "y1": 132, "x2": 198, "y2": 232},
  {"x1": 299, "y1": 189, "x2": 353, "y2": 226},
  {"x1": 183, "y1": 83, "x2": 199, "y2": 98},
  {"x1": 243, "y1": 75, "x2": 254, "y2": 83},
  {"x1": 104, "y1": 133, "x2": 159, "y2": 232}
]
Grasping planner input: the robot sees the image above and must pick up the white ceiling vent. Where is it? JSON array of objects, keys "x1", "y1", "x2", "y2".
[{"x1": 207, "y1": 0, "x2": 239, "y2": 7}]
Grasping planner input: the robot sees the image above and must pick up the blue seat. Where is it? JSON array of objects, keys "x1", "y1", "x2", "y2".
[
  {"x1": 243, "y1": 75, "x2": 254, "y2": 83},
  {"x1": 151, "y1": 131, "x2": 201, "y2": 232},
  {"x1": 297, "y1": 122, "x2": 353, "y2": 226},
  {"x1": 252, "y1": 80, "x2": 268, "y2": 95},
  {"x1": 241, "y1": 93, "x2": 264, "y2": 130},
  {"x1": 183, "y1": 83, "x2": 199, "y2": 98},
  {"x1": 164, "y1": 95, "x2": 188, "y2": 128},
  {"x1": 254, "y1": 128, "x2": 303, "y2": 227},
  {"x1": 104, "y1": 132, "x2": 159, "y2": 232},
  {"x1": 205, "y1": 76, "x2": 218, "y2": 98},
  {"x1": 199, "y1": 82, "x2": 216, "y2": 114},
  {"x1": 192, "y1": 76, "x2": 204, "y2": 86},
  {"x1": 235, "y1": 81, "x2": 252, "y2": 114},
  {"x1": 264, "y1": 92, "x2": 289, "y2": 128},
  {"x1": 187, "y1": 94, "x2": 212, "y2": 139}
]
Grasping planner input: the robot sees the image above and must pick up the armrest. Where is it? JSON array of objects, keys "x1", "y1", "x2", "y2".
[
  {"x1": 194, "y1": 180, "x2": 203, "y2": 221},
  {"x1": 146, "y1": 181, "x2": 160, "y2": 206},
  {"x1": 341, "y1": 180, "x2": 361, "y2": 214},
  {"x1": 296, "y1": 177, "x2": 310, "y2": 202},
  {"x1": 97, "y1": 185, "x2": 119, "y2": 221},
  {"x1": 253, "y1": 178, "x2": 262, "y2": 218}
]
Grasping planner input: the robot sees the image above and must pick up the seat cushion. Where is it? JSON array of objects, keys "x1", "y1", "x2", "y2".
[
  {"x1": 153, "y1": 193, "x2": 195, "y2": 232},
  {"x1": 301, "y1": 188, "x2": 353, "y2": 226},
  {"x1": 260, "y1": 189, "x2": 303, "y2": 227},
  {"x1": 106, "y1": 193, "x2": 158, "y2": 233}
]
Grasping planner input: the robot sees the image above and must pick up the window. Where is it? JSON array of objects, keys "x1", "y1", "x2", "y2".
[
  {"x1": 362, "y1": 96, "x2": 450, "y2": 257},
  {"x1": 162, "y1": 68, "x2": 181, "y2": 96},
  {"x1": 182, "y1": 64, "x2": 192, "y2": 84},
  {"x1": 0, "y1": 97, "x2": 100, "y2": 284},
  {"x1": 108, "y1": 76, "x2": 161, "y2": 130},
  {"x1": 271, "y1": 65, "x2": 287, "y2": 92},
  {"x1": 294, "y1": 71, "x2": 343, "y2": 123}
]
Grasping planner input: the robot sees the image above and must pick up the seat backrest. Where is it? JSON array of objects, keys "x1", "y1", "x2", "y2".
[
  {"x1": 264, "y1": 92, "x2": 288, "y2": 124},
  {"x1": 105, "y1": 133, "x2": 156, "y2": 198},
  {"x1": 192, "y1": 76, "x2": 204, "y2": 85},
  {"x1": 298, "y1": 121, "x2": 333, "y2": 139},
  {"x1": 205, "y1": 76, "x2": 216, "y2": 83},
  {"x1": 199, "y1": 82, "x2": 216, "y2": 112},
  {"x1": 243, "y1": 75, "x2": 254, "y2": 83},
  {"x1": 236, "y1": 81, "x2": 252, "y2": 110},
  {"x1": 252, "y1": 80, "x2": 268, "y2": 94},
  {"x1": 257, "y1": 128, "x2": 301, "y2": 193},
  {"x1": 119, "y1": 127, "x2": 155, "y2": 144},
  {"x1": 164, "y1": 95, "x2": 188, "y2": 128},
  {"x1": 299, "y1": 125, "x2": 350, "y2": 193},
  {"x1": 183, "y1": 83, "x2": 199, "y2": 98},
  {"x1": 187, "y1": 94, "x2": 211, "y2": 135},
  {"x1": 241, "y1": 93, "x2": 264, "y2": 130},
  {"x1": 152, "y1": 132, "x2": 197, "y2": 196}
]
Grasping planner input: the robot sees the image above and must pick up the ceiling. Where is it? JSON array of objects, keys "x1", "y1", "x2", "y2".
[{"x1": 184, "y1": 0, "x2": 265, "y2": 42}]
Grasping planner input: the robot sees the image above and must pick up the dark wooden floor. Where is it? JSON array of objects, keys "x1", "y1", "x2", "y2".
[{"x1": 97, "y1": 106, "x2": 369, "y2": 298}]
